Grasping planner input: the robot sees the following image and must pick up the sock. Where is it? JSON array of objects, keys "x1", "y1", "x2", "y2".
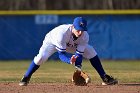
[
  {"x1": 89, "y1": 55, "x2": 106, "y2": 78},
  {"x1": 24, "y1": 60, "x2": 40, "y2": 78}
]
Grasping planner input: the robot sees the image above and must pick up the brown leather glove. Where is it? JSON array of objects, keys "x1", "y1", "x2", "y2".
[{"x1": 72, "y1": 70, "x2": 91, "y2": 86}]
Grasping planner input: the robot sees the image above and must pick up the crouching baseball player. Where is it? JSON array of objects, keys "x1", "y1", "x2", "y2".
[{"x1": 19, "y1": 17, "x2": 118, "y2": 86}]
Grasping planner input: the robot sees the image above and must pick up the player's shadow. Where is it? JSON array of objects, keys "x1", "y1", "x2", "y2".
[{"x1": 120, "y1": 83, "x2": 140, "y2": 86}]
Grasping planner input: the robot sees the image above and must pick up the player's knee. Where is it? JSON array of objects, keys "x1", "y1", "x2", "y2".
[
  {"x1": 35, "y1": 58, "x2": 46, "y2": 65},
  {"x1": 34, "y1": 55, "x2": 48, "y2": 65}
]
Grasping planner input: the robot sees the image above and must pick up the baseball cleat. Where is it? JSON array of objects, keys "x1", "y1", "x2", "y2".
[
  {"x1": 19, "y1": 76, "x2": 31, "y2": 86},
  {"x1": 101, "y1": 74, "x2": 118, "y2": 85}
]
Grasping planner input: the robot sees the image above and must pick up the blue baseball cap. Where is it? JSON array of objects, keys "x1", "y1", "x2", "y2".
[{"x1": 73, "y1": 17, "x2": 87, "y2": 31}]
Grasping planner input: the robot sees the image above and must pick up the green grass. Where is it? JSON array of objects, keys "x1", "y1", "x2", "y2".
[{"x1": 0, "y1": 60, "x2": 139, "y2": 84}]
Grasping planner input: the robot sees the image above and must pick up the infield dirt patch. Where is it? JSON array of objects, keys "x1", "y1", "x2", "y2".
[{"x1": 0, "y1": 82, "x2": 139, "y2": 93}]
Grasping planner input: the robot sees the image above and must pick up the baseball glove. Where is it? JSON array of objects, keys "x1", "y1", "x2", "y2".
[{"x1": 72, "y1": 70, "x2": 91, "y2": 86}]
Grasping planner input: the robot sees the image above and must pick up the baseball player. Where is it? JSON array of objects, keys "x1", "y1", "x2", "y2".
[{"x1": 19, "y1": 17, "x2": 118, "y2": 86}]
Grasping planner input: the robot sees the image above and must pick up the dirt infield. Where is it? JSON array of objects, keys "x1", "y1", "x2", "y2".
[{"x1": 0, "y1": 83, "x2": 139, "y2": 93}]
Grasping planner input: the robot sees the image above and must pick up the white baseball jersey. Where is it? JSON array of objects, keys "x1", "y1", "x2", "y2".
[
  {"x1": 34, "y1": 24, "x2": 97, "y2": 65},
  {"x1": 48, "y1": 24, "x2": 89, "y2": 54}
]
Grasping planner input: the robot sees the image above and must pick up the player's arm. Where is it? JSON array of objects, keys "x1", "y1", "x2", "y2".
[
  {"x1": 57, "y1": 50, "x2": 70, "y2": 64},
  {"x1": 73, "y1": 49, "x2": 84, "y2": 69},
  {"x1": 54, "y1": 31, "x2": 71, "y2": 64},
  {"x1": 74, "y1": 32, "x2": 89, "y2": 69},
  {"x1": 57, "y1": 49, "x2": 77, "y2": 64},
  {"x1": 74, "y1": 34, "x2": 89, "y2": 69},
  {"x1": 56, "y1": 40, "x2": 77, "y2": 64}
]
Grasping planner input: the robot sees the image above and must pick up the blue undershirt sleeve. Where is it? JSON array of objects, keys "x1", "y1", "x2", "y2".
[
  {"x1": 74, "y1": 53, "x2": 83, "y2": 68},
  {"x1": 58, "y1": 51, "x2": 83, "y2": 66},
  {"x1": 58, "y1": 51, "x2": 71, "y2": 64}
]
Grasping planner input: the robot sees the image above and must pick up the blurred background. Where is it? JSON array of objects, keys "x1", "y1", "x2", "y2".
[
  {"x1": 0, "y1": 0, "x2": 140, "y2": 60},
  {"x1": 0, "y1": 0, "x2": 140, "y2": 10}
]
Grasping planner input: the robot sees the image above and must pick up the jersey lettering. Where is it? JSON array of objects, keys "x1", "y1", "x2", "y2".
[{"x1": 67, "y1": 43, "x2": 78, "y2": 48}]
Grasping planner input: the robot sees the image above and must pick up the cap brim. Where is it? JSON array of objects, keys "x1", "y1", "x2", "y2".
[{"x1": 74, "y1": 26, "x2": 87, "y2": 31}]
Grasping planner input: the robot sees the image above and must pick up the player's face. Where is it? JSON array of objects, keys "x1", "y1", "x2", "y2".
[{"x1": 73, "y1": 28, "x2": 84, "y2": 37}]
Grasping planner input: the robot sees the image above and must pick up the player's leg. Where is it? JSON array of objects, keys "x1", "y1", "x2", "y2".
[
  {"x1": 83, "y1": 45, "x2": 118, "y2": 85},
  {"x1": 19, "y1": 60, "x2": 40, "y2": 86},
  {"x1": 19, "y1": 43, "x2": 56, "y2": 86},
  {"x1": 83, "y1": 45, "x2": 106, "y2": 77}
]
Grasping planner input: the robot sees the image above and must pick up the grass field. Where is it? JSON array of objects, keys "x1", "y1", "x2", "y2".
[{"x1": 0, "y1": 60, "x2": 140, "y2": 84}]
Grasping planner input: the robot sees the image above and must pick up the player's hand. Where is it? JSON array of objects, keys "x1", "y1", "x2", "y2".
[{"x1": 70, "y1": 55, "x2": 78, "y2": 64}]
